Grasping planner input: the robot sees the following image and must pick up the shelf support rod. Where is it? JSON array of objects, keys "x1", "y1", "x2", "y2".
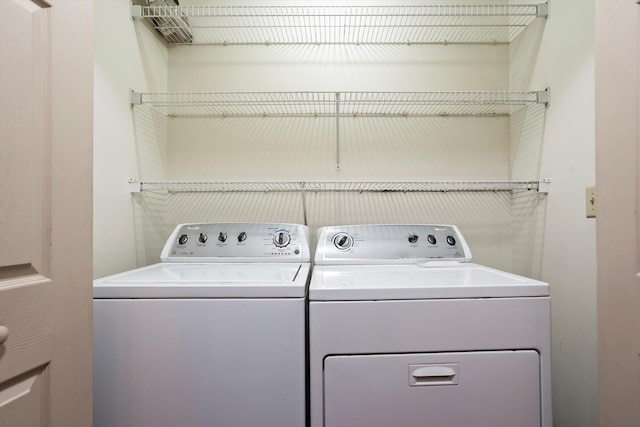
[
  {"x1": 300, "y1": 182, "x2": 308, "y2": 226},
  {"x1": 335, "y1": 92, "x2": 341, "y2": 170}
]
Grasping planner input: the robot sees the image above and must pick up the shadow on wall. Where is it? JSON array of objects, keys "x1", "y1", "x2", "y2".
[{"x1": 132, "y1": 189, "x2": 546, "y2": 277}]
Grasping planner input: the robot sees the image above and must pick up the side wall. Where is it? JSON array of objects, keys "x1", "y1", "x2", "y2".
[
  {"x1": 511, "y1": 1, "x2": 599, "y2": 426},
  {"x1": 93, "y1": 0, "x2": 168, "y2": 278}
]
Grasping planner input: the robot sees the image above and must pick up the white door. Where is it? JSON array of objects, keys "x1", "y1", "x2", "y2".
[
  {"x1": 595, "y1": 0, "x2": 640, "y2": 426},
  {"x1": 0, "y1": 0, "x2": 93, "y2": 426}
]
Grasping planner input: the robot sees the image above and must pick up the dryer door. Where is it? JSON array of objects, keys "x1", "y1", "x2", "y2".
[{"x1": 324, "y1": 351, "x2": 540, "y2": 427}]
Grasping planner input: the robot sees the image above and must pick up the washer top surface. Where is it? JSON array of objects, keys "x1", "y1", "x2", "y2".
[
  {"x1": 94, "y1": 222, "x2": 311, "y2": 299},
  {"x1": 94, "y1": 262, "x2": 309, "y2": 298},
  {"x1": 310, "y1": 224, "x2": 548, "y2": 301}
]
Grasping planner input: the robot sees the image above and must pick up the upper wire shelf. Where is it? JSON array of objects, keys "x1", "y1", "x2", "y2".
[
  {"x1": 132, "y1": 2, "x2": 548, "y2": 46},
  {"x1": 129, "y1": 179, "x2": 551, "y2": 194},
  {"x1": 130, "y1": 90, "x2": 549, "y2": 117}
]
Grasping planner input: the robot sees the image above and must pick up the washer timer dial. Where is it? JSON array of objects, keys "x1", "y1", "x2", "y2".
[{"x1": 273, "y1": 231, "x2": 291, "y2": 248}]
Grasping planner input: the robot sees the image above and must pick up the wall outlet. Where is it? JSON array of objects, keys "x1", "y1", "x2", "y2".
[{"x1": 586, "y1": 186, "x2": 596, "y2": 218}]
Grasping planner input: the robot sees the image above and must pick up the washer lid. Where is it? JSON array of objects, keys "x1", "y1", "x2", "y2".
[
  {"x1": 94, "y1": 262, "x2": 310, "y2": 299},
  {"x1": 309, "y1": 263, "x2": 549, "y2": 301}
]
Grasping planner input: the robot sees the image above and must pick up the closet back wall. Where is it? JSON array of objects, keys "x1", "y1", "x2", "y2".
[{"x1": 156, "y1": 27, "x2": 525, "y2": 271}]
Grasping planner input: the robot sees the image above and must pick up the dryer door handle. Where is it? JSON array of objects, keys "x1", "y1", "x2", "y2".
[
  {"x1": 409, "y1": 364, "x2": 459, "y2": 386},
  {"x1": 412, "y1": 366, "x2": 456, "y2": 378}
]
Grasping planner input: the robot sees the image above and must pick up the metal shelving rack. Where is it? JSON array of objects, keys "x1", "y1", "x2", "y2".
[
  {"x1": 129, "y1": 179, "x2": 551, "y2": 194},
  {"x1": 129, "y1": 179, "x2": 550, "y2": 226},
  {"x1": 130, "y1": 89, "x2": 550, "y2": 170},
  {"x1": 131, "y1": 2, "x2": 549, "y2": 46},
  {"x1": 128, "y1": 3, "x2": 551, "y2": 197},
  {"x1": 129, "y1": 90, "x2": 549, "y2": 117}
]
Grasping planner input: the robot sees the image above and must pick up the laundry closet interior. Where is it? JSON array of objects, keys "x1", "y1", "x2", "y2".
[{"x1": 93, "y1": 1, "x2": 598, "y2": 426}]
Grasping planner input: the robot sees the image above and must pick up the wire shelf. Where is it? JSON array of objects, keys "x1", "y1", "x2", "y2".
[
  {"x1": 130, "y1": 180, "x2": 550, "y2": 194},
  {"x1": 130, "y1": 90, "x2": 548, "y2": 117},
  {"x1": 132, "y1": 3, "x2": 548, "y2": 45}
]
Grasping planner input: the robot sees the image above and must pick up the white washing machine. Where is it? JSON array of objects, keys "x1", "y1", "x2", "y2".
[
  {"x1": 309, "y1": 224, "x2": 551, "y2": 427},
  {"x1": 93, "y1": 222, "x2": 310, "y2": 427}
]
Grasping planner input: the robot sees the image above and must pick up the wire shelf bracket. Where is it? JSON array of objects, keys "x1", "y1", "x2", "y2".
[
  {"x1": 537, "y1": 88, "x2": 551, "y2": 105},
  {"x1": 130, "y1": 89, "x2": 143, "y2": 107},
  {"x1": 129, "y1": 178, "x2": 142, "y2": 193},
  {"x1": 537, "y1": 2, "x2": 550, "y2": 19},
  {"x1": 537, "y1": 178, "x2": 551, "y2": 194}
]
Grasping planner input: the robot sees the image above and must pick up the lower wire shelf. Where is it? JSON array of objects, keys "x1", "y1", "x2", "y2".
[{"x1": 128, "y1": 179, "x2": 551, "y2": 194}]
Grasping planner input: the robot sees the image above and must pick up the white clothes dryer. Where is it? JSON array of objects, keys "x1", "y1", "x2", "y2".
[
  {"x1": 309, "y1": 224, "x2": 551, "y2": 427},
  {"x1": 93, "y1": 222, "x2": 310, "y2": 427}
]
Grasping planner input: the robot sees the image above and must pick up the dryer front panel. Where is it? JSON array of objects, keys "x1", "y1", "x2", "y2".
[{"x1": 324, "y1": 351, "x2": 540, "y2": 427}]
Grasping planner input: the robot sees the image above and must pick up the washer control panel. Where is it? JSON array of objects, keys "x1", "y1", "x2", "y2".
[
  {"x1": 161, "y1": 222, "x2": 310, "y2": 262},
  {"x1": 315, "y1": 224, "x2": 471, "y2": 265}
]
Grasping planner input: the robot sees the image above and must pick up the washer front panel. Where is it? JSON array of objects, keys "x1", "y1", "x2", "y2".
[{"x1": 94, "y1": 297, "x2": 305, "y2": 427}]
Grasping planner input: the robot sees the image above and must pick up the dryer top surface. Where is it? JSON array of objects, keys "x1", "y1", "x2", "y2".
[{"x1": 309, "y1": 263, "x2": 548, "y2": 301}]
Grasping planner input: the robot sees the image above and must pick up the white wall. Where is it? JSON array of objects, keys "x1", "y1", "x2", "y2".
[
  {"x1": 511, "y1": 1, "x2": 599, "y2": 426},
  {"x1": 93, "y1": 0, "x2": 169, "y2": 278}
]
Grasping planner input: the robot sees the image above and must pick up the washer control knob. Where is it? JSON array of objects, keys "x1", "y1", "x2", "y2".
[
  {"x1": 198, "y1": 233, "x2": 208, "y2": 243},
  {"x1": 273, "y1": 231, "x2": 291, "y2": 248},
  {"x1": 408, "y1": 234, "x2": 419, "y2": 244},
  {"x1": 238, "y1": 232, "x2": 247, "y2": 243},
  {"x1": 178, "y1": 234, "x2": 189, "y2": 245},
  {"x1": 427, "y1": 234, "x2": 437, "y2": 245},
  {"x1": 218, "y1": 232, "x2": 227, "y2": 243},
  {"x1": 333, "y1": 232, "x2": 354, "y2": 251},
  {"x1": 446, "y1": 235, "x2": 456, "y2": 246}
]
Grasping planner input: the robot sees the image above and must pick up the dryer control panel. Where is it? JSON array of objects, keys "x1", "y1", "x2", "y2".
[
  {"x1": 161, "y1": 222, "x2": 310, "y2": 263},
  {"x1": 315, "y1": 224, "x2": 471, "y2": 265}
]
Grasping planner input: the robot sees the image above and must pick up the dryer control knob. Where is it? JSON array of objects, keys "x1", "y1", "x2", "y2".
[
  {"x1": 333, "y1": 232, "x2": 354, "y2": 251},
  {"x1": 273, "y1": 231, "x2": 291, "y2": 248},
  {"x1": 178, "y1": 234, "x2": 189, "y2": 245},
  {"x1": 198, "y1": 233, "x2": 208, "y2": 243},
  {"x1": 427, "y1": 234, "x2": 437, "y2": 245},
  {"x1": 238, "y1": 232, "x2": 247, "y2": 242},
  {"x1": 218, "y1": 232, "x2": 227, "y2": 243},
  {"x1": 446, "y1": 235, "x2": 456, "y2": 246},
  {"x1": 408, "y1": 234, "x2": 419, "y2": 244}
]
